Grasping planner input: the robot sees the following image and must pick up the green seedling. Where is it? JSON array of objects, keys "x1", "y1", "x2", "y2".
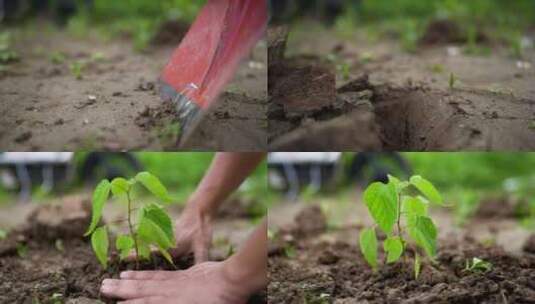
[
  {"x1": 529, "y1": 121, "x2": 535, "y2": 130},
  {"x1": 337, "y1": 63, "x2": 351, "y2": 81},
  {"x1": 85, "y1": 171, "x2": 175, "y2": 269},
  {"x1": 91, "y1": 52, "x2": 106, "y2": 62},
  {"x1": 226, "y1": 244, "x2": 236, "y2": 258},
  {"x1": 429, "y1": 64, "x2": 444, "y2": 74},
  {"x1": 50, "y1": 293, "x2": 63, "y2": 304},
  {"x1": 69, "y1": 61, "x2": 86, "y2": 80},
  {"x1": 0, "y1": 32, "x2": 19, "y2": 64},
  {"x1": 16, "y1": 243, "x2": 28, "y2": 258},
  {"x1": 284, "y1": 245, "x2": 297, "y2": 259},
  {"x1": 267, "y1": 228, "x2": 276, "y2": 240},
  {"x1": 49, "y1": 52, "x2": 67, "y2": 64},
  {"x1": 464, "y1": 257, "x2": 492, "y2": 273},
  {"x1": 359, "y1": 175, "x2": 445, "y2": 279},
  {"x1": 0, "y1": 229, "x2": 7, "y2": 240},
  {"x1": 359, "y1": 51, "x2": 375, "y2": 64},
  {"x1": 449, "y1": 73, "x2": 457, "y2": 90},
  {"x1": 55, "y1": 239, "x2": 64, "y2": 252}
]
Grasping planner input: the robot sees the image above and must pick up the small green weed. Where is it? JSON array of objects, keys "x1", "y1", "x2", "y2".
[
  {"x1": 69, "y1": 61, "x2": 86, "y2": 80},
  {"x1": 0, "y1": 229, "x2": 7, "y2": 240},
  {"x1": 50, "y1": 52, "x2": 67, "y2": 64},
  {"x1": 464, "y1": 257, "x2": 492, "y2": 273}
]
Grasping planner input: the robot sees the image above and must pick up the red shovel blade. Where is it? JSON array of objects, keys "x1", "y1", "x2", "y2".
[{"x1": 160, "y1": 0, "x2": 268, "y2": 111}]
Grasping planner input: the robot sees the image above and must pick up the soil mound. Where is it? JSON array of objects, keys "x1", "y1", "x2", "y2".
[
  {"x1": 0, "y1": 202, "x2": 266, "y2": 304},
  {"x1": 268, "y1": 209, "x2": 535, "y2": 303}
]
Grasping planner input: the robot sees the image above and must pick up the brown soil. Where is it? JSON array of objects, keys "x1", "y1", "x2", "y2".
[
  {"x1": 268, "y1": 205, "x2": 535, "y2": 304},
  {"x1": 267, "y1": 22, "x2": 535, "y2": 151},
  {"x1": 524, "y1": 235, "x2": 535, "y2": 254},
  {"x1": 419, "y1": 19, "x2": 488, "y2": 46},
  {"x1": 474, "y1": 197, "x2": 531, "y2": 219},
  {"x1": 0, "y1": 200, "x2": 266, "y2": 304},
  {"x1": 0, "y1": 22, "x2": 266, "y2": 151}
]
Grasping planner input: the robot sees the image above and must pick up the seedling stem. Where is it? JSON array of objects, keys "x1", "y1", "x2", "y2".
[{"x1": 126, "y1": 191, "x2": 140, "y2": 269}]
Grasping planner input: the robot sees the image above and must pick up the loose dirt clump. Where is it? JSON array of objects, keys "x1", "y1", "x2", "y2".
[
  {"x1": 419, "y1": 19, "x2": 489, "y2": 46},
  {"x1": 0, "y1": 201, "x2": 266, "y2": 304},
  {"x1": 473, "y1": 197, "x2": 531, "y2": 219},
  {"x1": 151, "y1": 20, "x2": 190, "y2": 46},
  {"x1": 268, "y1": 58, "x2": 382, "y2": 150},
  {"x1": 524, "y1": 234, "x2": 535, "y2": 255},
  {"x1": 134, "y1": 99, "x2": 177, "y2": 130},
  {"x1": 293, "y1": 205, "x2": 327, "y2": 237}
]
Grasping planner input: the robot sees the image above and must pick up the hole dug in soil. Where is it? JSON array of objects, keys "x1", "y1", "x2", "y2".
[
  {"x1": 268, "y1": 54, "x2": 535, "y2": 151},
  {"x1": 0, "y1": 200, "x2": 266, "y2": 304},
  {"x1": 374, "y1": 86, "x2": 535, "y2": 151},
  {"x1": 268, "y1": 206, "x2": 535, "y2": 304}
]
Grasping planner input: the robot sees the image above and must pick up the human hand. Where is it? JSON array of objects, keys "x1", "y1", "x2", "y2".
[
  {"x1": 101, "y1": 261, "x2": 250, "y2": 304},
  {"x1": 168, "y1": 203, "x2": 214, "y2": 263}
]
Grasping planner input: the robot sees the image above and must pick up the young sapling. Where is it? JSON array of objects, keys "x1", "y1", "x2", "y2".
[
  {"x1": 85, "y1": 172, "x2": 175, "y2": 270},
  {"x1": 359, "y1": 175, "x2": 445, "y2": 278}
]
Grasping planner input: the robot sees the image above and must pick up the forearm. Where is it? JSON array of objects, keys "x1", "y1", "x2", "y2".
[
  {"x1": 187, "y1": 152, "x2": 266, "y2": 219},
  {"x1": 223, "y1": 219, "x2": 267, "y2": 295}
]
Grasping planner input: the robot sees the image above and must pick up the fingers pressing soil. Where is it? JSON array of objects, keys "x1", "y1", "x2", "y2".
[{"x1": 0, "y1": 200, "x2": 266, "y2": 304}]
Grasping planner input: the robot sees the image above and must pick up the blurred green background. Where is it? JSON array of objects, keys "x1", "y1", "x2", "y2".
[
  {"x1": 0, "y1": 152, "x2": 533, "y2": 227},
  {"x1": 4, "y1": 0, "x2": 534, "y2": 52},
  {"x1": 0, "y1": 152, "x2": 269, "y2": 210},
  {"x1": 66, "y1": 0, "x2": 205, "y2": 50}
]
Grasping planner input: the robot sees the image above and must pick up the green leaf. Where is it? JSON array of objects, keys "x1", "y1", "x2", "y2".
[
  {"x1": 410, "y1": 176, "x2": 443, "y2": 205},
  {"x1": 408, "y1": 216, "x2": 437, "y2": 258},
  {"x1": 363, "y1": 182, "x2": 398, "y2": 234},
  {"x1": 403, "y1": 196, "x2": 429, "y2": 227},
  {"x1": 383, "y1": 237, "x2": 404, "y2": 263},
  {"x1": 116, "y1": 235, "x2": 134, "y2": 260},
  {"x1": 414, "y1": 253, "x2": 422, "y2": 279},
  {"x1": 137, "y1": 217, "x2": 174, "y2": 250},
  {"x1": 111, "y1": 177, "x2": 130, "y2": 197},
  {"x1": 142, "y1": 203, "x2": 174, "y2": 242},
  {"x1": 402, "y1": 196, "x2": 428, "y2": 217},
  {"x1": 156, "y1": 246, "x2": 175, "y2": 266},
  {"x1": 135, "y1": 172, "x2": 172, "y2": 202},
  {"x1": 359, "y1": 228, "x2": 378, "y2": 271},
  {"x1": 137, "y1": 239, "x2": 151, "y2": 260},
  {"x1": 85, "y1": 180, "x2": 111, "y2": 236},
  {"x1": 91, "y1": 227, "x2": 109, "y2": 268},
  {"x1": 388, "y1": 175, "x2": 409, "y2": 192}
]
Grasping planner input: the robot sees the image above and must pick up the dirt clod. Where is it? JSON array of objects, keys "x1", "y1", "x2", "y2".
[
  {"x1": 293, "y1": 205, "x2": 327, "y2": 237},
  {"x1": 14, "y1": 131, "x2": 32, "y2": 143},
  {"x1": 524, "y1": 234, "x2": 535, "y2": 254},
  {"x1": 270, "y1": 64, "x2": 336, "y2": 118},
  {"x1": 151, "y1": 20, "x2": 189, "y2": 46}
]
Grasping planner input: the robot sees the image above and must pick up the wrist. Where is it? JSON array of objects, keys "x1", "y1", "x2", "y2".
[
  {"x1": 186, "y1": 193, "x2": 218, "y2": 220},
  {"x1": 221, "y1": 255, "x2": 266, "y2": 298}
]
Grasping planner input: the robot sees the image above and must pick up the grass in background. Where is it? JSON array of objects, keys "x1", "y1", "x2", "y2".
[
  {"x1": 135, "y1": 153, "x2": 271, "y2": 215},
  {"x1": 404, "y1": 152, "x2": 535, "y2": 191},
  {"x1": 405, "y1": 152, "x2": 535, "y2": 225},
  {"x1": 68, "y1": 0, "x2": 204, "y2": 51},
  {"x1": 336, "y1": 0, "x2": 535, "y2": 54}
]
